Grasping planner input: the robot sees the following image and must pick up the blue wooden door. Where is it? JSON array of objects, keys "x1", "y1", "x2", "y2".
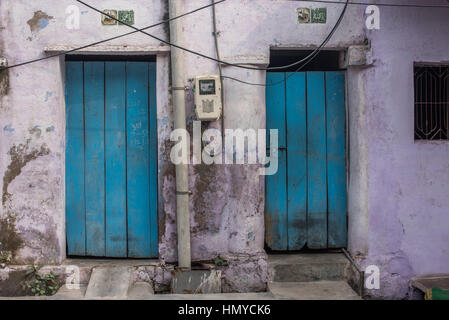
[
  {"x1": 65, "y1": 60, "x2": 158, "y2": 258},
  {"x1": 266, "y1": 71, "x2": 347, "y2": 250}
]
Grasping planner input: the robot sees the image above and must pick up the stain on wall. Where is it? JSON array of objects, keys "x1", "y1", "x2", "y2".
[
  {"x1": 192, "y1": 164, "x2": 226, "y2": 234},
  {"x1": 0, "y1": 7, "x2": 8, "y2": 99},
  {"x1": 0, "y1": 69, "x2": 8, "y2": 97},
  {"x1": 0, "y1": 139, "x2": 52, "y2": 262},
  {"x1": 161, "y1": 0, "x2": 170, "y2": 41},
  {"x1": 0, "y1": 215, "x2": 23, "y2": 258},
  {"x1": 2, "y1": 139, "x2": 50, "y2": 206},
  {"x1": 26, "y1": 10, "x2": 53, "y2": 34}
]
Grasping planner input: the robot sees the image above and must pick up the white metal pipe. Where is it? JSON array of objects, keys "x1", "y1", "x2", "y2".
[{"x1": 169, "y1": 0, "x2": 191, "y2": 269}]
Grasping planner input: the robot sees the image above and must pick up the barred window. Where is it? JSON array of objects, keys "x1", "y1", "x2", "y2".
[{"x1": 414, "y1": 64, "x2": 449, "y2": 140}]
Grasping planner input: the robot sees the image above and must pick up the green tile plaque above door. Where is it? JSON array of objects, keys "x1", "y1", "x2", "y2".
[
  {"x1": 101, "y1": 9, "x2": 134, "y2": 25},
  {"x1": 311, "y1": 8, "x2": 327, "y2": 24},
  {"x1": 297, "y1": 7, "x2": 327, "y2": 24},
  {"x1": 118, "y1": 10, "x2": 134, "y2": 25}
]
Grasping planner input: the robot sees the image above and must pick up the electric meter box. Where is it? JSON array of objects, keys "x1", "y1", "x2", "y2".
[{"x1": 194, "y1": 75, "x2": 222, "y2": 121}]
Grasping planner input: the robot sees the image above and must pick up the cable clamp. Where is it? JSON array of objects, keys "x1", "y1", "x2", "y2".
[
  {"x1": 176, "y1": 190, "x2": 192, "y2": 195},
  {"x1": 171, "y1": 86, "x2": 189, "y2": 91}
]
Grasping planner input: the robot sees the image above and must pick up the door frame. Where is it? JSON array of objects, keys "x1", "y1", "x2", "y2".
[
  {"x1": 62, "y1": 53, "x2": 164, "y2": 259},
  {"x1": 264, "y1": 68, "x2": 350, "y2": 251}
]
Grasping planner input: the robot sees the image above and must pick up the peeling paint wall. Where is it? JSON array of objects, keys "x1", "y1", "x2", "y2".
[
  {"x1": 0, "y1": 0, "x2": 367, "y2": 292},
  {"x1": 4, "y1": 0, "x2": 445, "y2": 298},
  {"x1": 0, "y1": 0, "x2": 169, "y2": 265},
  {"x1": 177, "y1": 0, "x2": 365, "y2": 266}
]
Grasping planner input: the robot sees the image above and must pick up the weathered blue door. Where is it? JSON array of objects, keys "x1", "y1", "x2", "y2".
[
  {"x1": 65, "y1": 60, "x2": 158, "y2": 258},
  {"x1": 265, "y1": 71, "x2": 347, "y2": 250}
]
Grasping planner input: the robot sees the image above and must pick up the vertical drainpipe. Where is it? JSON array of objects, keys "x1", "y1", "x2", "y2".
[{"x1": 169, "y1": 0, "x2": 191, "y2": 269}]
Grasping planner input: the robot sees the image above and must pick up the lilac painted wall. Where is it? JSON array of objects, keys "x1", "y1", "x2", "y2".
[{"x1": 355, "y1": 0, "x2": 449, "y2": 299}]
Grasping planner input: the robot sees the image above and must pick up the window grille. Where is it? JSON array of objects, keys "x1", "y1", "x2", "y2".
[{"x1": 414, "y1": 64, "x2": 449, "y2": 140}]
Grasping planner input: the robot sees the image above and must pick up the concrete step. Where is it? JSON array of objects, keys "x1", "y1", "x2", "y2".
[
  {"x1": 52, "y1": 284, "x2": 87, "y2": 300},
  {"x1": 268, "y1": 281, "x2": 360, "y2": 300},
  {"x1": 127, "y1": 282, "x2": 154, "y2": 299},
  {"x1": 269, "y1": 253, "x2": 348, "y2": 282},
  {"x1": 147, "y1": 292, "x2": 276, "y2": 300},
  {"x1": 84, "y1": 266, "x2": 132, "y2": 299}
]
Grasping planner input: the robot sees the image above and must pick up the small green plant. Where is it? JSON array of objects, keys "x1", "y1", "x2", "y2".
[
  {"x1": 0, "y1": 251, "x2": 11, "y2": 264},
  {"x1": 213, "y1": 255, "x2": 229, "y2": 266},
  {"x1": 21, "y1": 264, "x2": 60, "y2": 296}
]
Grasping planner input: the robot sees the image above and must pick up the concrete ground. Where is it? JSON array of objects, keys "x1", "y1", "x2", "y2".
[
  {"x1": 0, "y1": 281, "x2": 360, "y2": 300},
  {"x1": 0, "y1": 253, "x2": 361, "y2": 300}
]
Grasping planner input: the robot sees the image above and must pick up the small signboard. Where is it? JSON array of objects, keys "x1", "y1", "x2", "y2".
[
  {"x1": 297, "y1": 7, "x2": 327, "y2": 24},
  {"x1": 297, "y1": 8, "x2": 311, "y2": 24},
  {"x1": 118, "y1": 10, "x2": 134, "y2": 25},
  {"x1": 101, "y1": 10, "x2": 118, "y2": 25},
  {"x1": 102, "y1": 9, "x2": 134, "y2": 25},
  {"x1": 311, "y1": 8, "x2": 327, "y2": 24}
]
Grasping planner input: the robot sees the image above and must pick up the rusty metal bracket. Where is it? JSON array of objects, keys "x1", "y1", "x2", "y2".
[{"x1": 342, "y1": 248, "x2": 365, "y2": 298}]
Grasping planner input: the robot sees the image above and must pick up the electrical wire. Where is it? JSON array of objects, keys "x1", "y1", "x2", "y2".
[
  {"x1": 2, "y1": 0, "x2": 442, "y2": 72},
  {"x1": 78, "y1": 0, "x2": 449, "y2": 73},
  {"x1": 211, "y1": 0, "x2": 226, "y2": 135},
  {"x1": 76, "y1": 0, "x2": 346, "y2": 72},
  {"x1": 77, "y1": 0, "x2": 263, "y2": 70},
  {"x1": 222, "y1": 48, "x2": 320, "y2": 87},
  {"x1": 0, "y1": 0, "x2": 227, "y2": 71},
  {"x1": 77, "y1": 0, "x2": 347, "y2": 85},
  {"x1": 292, "y1": 0, "x2": 449, "y2": 9},
  {"x1": 212, "y1": 1, "x2": 224, "y2": 92},
  {"x1": 76, "y1": 0, "x2": 267, "y2": 71},
  {"x1": 222, "y1": 0, "x2": 349, "y2": 86}
]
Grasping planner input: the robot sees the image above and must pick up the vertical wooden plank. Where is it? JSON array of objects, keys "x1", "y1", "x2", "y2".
[
  {"x1": 148, "y1": 62, "x2": 158, "y2": 257},
  {"x1": 126, "y1": 62, "x2": 151, "y2": 258},
  {"x1": 265, "y1": 73, "x2": 288, "y2": 250},
  {"x1": 307, "y1": 72, "x2": 327, "y2": 249},
  {"x1": 105, "y1": 62, "x2": 127, "y2": 257},
  {"x1": 265, "y1": 151, "x2": 288, "y2": 251},
  {"x1": 84, "y1": 62, "x2": 106, "y2": 256},
  {"x1": 65, "y1": 61, "x2": 86, "y2": 256},
  {"x1": 326, "y1": 71, "x2": 347, "y2": 248},
  {"x1": 286, "y1": 72, "x2": 307, "y2": 250},
  {"x1": 266, "y1": 73, "x2": 287, "y2": 149}
]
